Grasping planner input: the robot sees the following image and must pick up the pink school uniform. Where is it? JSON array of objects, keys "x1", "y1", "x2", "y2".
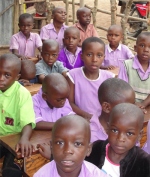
[
  {"x1": 90, "y1": 114, "x2": 108, "y2": 143},
  {"x1": 67, "y1": 67, "x2": 114, "y2": 116},
  {"x1": 10, "y1": 31, "x2": 42, "y2": 57},
  {"x1": 33, "y1": 160, "x2": 108, "y2": 177},
  {"x1": 57, "y1": 47, "x2": 84, "y2": 69},
  {"x1": 103, "y1": 44, "x2": 134, "y2": 68},
  {"x1": 142, "y1": 120, "x2": 150, "y2": 154},
  {"x1": 32, "y1": 88, "x2": 74, "y2": 123},
  {"x1": 73, "y1": 23, "x2": 99, "y2": 45},
  {"x1": 40, "y1": 23, "x2": 68, "y2": 50}
]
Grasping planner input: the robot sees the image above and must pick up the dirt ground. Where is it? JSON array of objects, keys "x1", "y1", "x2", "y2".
[{"x1": 0, "y1": 0, "x2": 136, "y2": 55}]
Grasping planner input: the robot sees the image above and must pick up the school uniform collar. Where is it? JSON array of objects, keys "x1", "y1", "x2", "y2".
[
  {"x1": 0, "y1": 81, "x2": 17, "y2": 97},
  {"x1": 107, "y1": 43, "x2": 121, "y2": 53},
  {"x1": 47, "y1": 23, "x2": 66, "y2": 30},
  {"x1": 64, "y1": 47, "x2": 81, "y2": 56},
  {"x1": 19, "y1": 31, "x2": 33, "y2": 41}
]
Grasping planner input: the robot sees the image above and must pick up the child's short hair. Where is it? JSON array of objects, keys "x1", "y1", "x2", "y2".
[
  {"x1": 76, "y1": 7, "x2": 91, "y2": 17},
  {"x1": 98, "y1": 78, "x2": 134, "y2": 104},
  {"x1": 64, "y1": 26, "x2": 80, "y2": 36},
  {"x1": 19, "y1": 13, "x2": 34, "y2": 23},
  {"x1": 20, "y1": 60, "x2": 36, "y2": 80},
  {"x1": 136, "y1": 31, "x2": 150, "y2": 43},
  {"x1": 42, "y1": 39, "x2": 59, "y2": 51},
  {"x1": 52, "y1": 7, "x2": 65, "y2": 15},
  {"x1": 82, "y1": 37, "x2": 105, "y2": 52},
  {"x1": 0, "y1": 53, "x2": 21, "y2": 74},
  {"x1": 110, "y1": 103, "x2": 144, "y2": 130}
]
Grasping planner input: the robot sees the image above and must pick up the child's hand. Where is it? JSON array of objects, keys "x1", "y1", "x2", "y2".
[
  {"x1": 19, "y1": 79, "x2": 32, "y2": 86},
  {"x1": 135, "y1": 102, "x2": 147, "y2": 114},
  {"x1": 106, "y1": 65, "x2": 116, "y2": 70},
  {"x1": 37, "y1": 142, "x2": 51, "y2": 160},
  {"x1": 15, "y1": 138, "x2": 34, "y2": 158},
  {"x1": 21, "y1": 56, "x2": 32, "y2": 60},
  {"x1": 82, "y1": 112, "x2": 93, "y2": 122}
]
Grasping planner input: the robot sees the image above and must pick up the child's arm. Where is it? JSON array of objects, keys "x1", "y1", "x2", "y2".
[
  {"x1": 12, "y1": 49, "x2": 30, "y2": 60},
  {"x1": 35, "y1": 121, "x2": 54, "y2": 130},
  {"x1": 67, "y1": 76, "x2": 92, "y2": 121},
  {"x1": 36, "y1": 46, "x2": 42, "y2": 60},
  {"x1": 15, "y1": 124, "x2": 34, "y2": 157}
]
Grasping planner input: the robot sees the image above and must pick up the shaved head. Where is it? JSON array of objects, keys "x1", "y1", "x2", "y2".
[
  {"x1": 42, "y1": 39, "x2": 59, "y2": 51},
  {"x1": 64, "y1": 27, "x2": 80, "y2": 37},
  {"x1": 42, "y1": 73, "x2": 69, "y2": 94},
  {"x1": 136, "y1": 31, "x2": 150, "y2": 44},
  {"x1": 76, "y1": 7, "x2": 91, "y2": 16},
  {"x1": 110, "y1": 103, "x2": 144, "y2": 130},
  {"x1": 52, "y1": 7, "x2": 66, "y2": 15},
  {"x1": 52, "y1": 114, "x2": 91, "y2": 142},
  {"x1": 108, "y1": 25, "x2": 123, "y2": 34}
]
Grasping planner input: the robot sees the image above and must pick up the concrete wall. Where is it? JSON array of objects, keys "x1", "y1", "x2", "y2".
[{"x1": 0, "y1": 0, "x2": 14, "y2": 45}]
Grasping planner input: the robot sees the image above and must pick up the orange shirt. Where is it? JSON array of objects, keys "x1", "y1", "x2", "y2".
[{"x1": 73, "y1": 23, "x2": 99, "y2": 45}]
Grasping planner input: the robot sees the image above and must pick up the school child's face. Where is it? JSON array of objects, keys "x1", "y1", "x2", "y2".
[
  {"x1": 52, "y1": 121, "x2": 91, "y2": 176},
  {"x1": 42, "y1": 88, "x2": 69, "y2": 109},
  {"x1": 63, "y1": 30, "x2": 80, "y2": 51},
  {"x1": 134, "y1": 35, "x2": 150, "y2": 62},
  {"x1": 81, "y1": 42, "x2": 105, "y2": 72},
  {"x1": 107, "y1": 28, "x2": 122, "y2": 47},
  {"x1": 108, "y1": 113, "x2": 141, "y2": 158},
  {"x1": 41, "y1": 45, "x2": 59, "y2": 67},
  {"x1": 0, "y1": 59, "x2": 20, "y2": 92},
  {"x1": 18, "y1": 18, "x2": 34, "y2": 36},
  {"x1": 53, "y1": 8, "x2": 67, "y2": 23},
  {"x1": 77, "y1": 10, "x2": 91, "y2": 26}
]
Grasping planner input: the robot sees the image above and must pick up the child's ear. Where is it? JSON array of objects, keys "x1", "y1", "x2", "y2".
[
  {"x1": 42, "y1": 92, "x2": 47, "y2": 101},
  {"x1": 134, "y1": 45, "x2": 137, "y2": 52},
  {"x1": 16, "y1": 74, "x2": 21, "y2": 81},
  {"x1": 86, "y1": 143, "x2": 93, "y2": 157},
  {"x1": 102, "y1": 102, "x2": 111, "y2": 113},
  {"x1": 137, "y1": 129, "x2": 143, "y2": 142}
]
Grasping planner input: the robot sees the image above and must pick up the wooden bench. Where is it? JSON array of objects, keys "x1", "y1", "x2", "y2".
[
  {"x1": 25, "y1": 84, "x2": 42, "y2": 96},
  {"x1": 0, "y1": 130, "x2": 51, "y2": 176}
]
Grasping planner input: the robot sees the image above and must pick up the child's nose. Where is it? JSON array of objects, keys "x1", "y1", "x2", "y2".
[
  {"x1": 92, "y1": 55, "x2": 97, "y2": 62},
  {"x1": 0, "y1": 75, "x2": 4, "y2": 81},
  {"x1": 63, "y1": 144, "x2": 73, "y2": 155},
  {"x1": 117, "y1": 133, "x2": 125, "y2": 142}
]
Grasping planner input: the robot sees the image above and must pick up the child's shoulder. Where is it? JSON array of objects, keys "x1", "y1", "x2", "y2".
[
  {"x1": 69, "y1": 67, "x2": 82, "y2": 74},
  {"x1": 100, "y1": 69, "x2": 115, "y2": 78}
]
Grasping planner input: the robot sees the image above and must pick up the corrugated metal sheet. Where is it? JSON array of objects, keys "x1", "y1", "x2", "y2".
[{"x1": 0, "y1": 0, "x2": 14, "y2": 45}]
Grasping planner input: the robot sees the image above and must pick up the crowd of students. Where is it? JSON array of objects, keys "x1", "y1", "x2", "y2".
[{"x1": 0, "y1": 5, "x2": 150, "y2": 177}]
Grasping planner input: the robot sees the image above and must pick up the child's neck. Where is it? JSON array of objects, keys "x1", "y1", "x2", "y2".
[
  {"x1": 22, "y1": 32, "x2": 30, "y2": 39},
  {"x1": 53, "y1": 21, "x2": 63, "y2": 33},
  {"x1": 109, "y1": 43, "x2": 119, "y2": 51},
  {"x1": 108, "y1": 145, "x2": 128, "y2": 164},
  {"x1": 83, "y1": 67, "x2": 99, "y2": 80},
  {"x1": 99, "y1": 112, "x2": 109, "y2": 134},
  {"x1": 79, "y1": 22, "x2": 88, "y2": 31},
  {"x1": 138, "y1": 58, "x2": 149, "y2": 72},
  {"x1": 66, "y1": 47, "x2": 77, "y2": 55}
]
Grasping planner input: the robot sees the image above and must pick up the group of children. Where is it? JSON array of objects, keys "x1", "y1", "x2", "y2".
[{"x1": 0, "y1": 4, "x2": 150, "y2": 177}]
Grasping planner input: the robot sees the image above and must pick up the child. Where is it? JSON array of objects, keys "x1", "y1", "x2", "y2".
[
  {"x1": 40, "y1": 7, "x2": 68, "y2": 50},
  {"x1": 32, "y1": 73, "x2": 74, "y2": 130},
  {"x1": 102, "y1": 25, "x2": 134, "y2": 70},
  {"x1": 35, "y1": 39, "x2": 68, "y2": 83},
  {"x1": 33, "y1": 115, "x2": 108, "y2": 177},
  {"x1": 118, "y1": 32, "x2": 150, "y2": 108},
  {"x1": 19, "y1": 60, "x2": 38, "y2": 86},
  {"x1": 86, "y1": 103, "x2": 150, "y2": 177},
  {"x1": 90, "y1": 78, "x2": 135, "y2": 142},
  {"x1": 67, "y1": 37, "x2": 114, "y2": 120},
  {"x1": 0, "y1": 54, "x2": 35, "y2": 177},
  {"x1": 143, "y1": 120, "x2": 150, "y2": 154},
  {"x1": 58, "y1": 27, "x2": 84, "y2": 69},
  {"x1": 10, "y1": 13, "x2": 42, "y2": 60},
  {"x1": 74, "y1": 7, "x2": 99, "y2": 46}
]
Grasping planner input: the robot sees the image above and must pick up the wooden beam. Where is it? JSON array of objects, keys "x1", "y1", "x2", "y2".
[{"x1": 0, "y1": 3, "x2": 14, "y2": 17}]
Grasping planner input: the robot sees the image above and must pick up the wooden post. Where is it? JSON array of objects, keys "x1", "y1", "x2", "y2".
[
  {"x1": 121, "y1": 0, "x2": 133, "y2": 45},
  {"x1": 46, "y1": 0, "x2": 55, "y2": 24},
  {"x1": 80, "y1": 0, "x2": 84, "y2": 7},
  {"x1": 65, "y1": 0, "x2": 69, "y2": 25},
  {"x1": 92, "y1": 0, "x2": 98, "y2": 27},
  {"x1": 110, "y1": 0, "x2": 117, "y2": 25},
  {"x1": 19, "y1": 0, "x2": 24, "y2": 16},
  {"x1": 72, "y1": 0, "x2": 75, "y2": 24},
  {"x1": 13, "y1": 0, "x2": 19, "y2": 34},
  {"x1": 147, "y1": 2, "x2": 150, "y2": 31}
]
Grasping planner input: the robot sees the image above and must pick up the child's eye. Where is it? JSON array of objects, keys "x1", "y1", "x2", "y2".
[
  {"x1": 140, "y1": 44, "x2": 144, "y2": 47},
  {"x1": 97, "y1": 54, "x2": 103, "y2": 58},
  {"x1": 5, "y1": 73, "x2": 11, "y2": 78},
  {"x1": 74, "y1": 142, "x2": 82, "y2": 147},
  {"x1": 127, "y1": 132, "x2": 134, "y2": 136},
  {"x1": 53, "y1": 54, "x2": 58, "y2": 57},
  {"x1": 87, "y1": 53, "x2": 92, "y2": 57},
  {"x1": 112, "y1": 129, "x2": 118, "y2": 133},
  {"x1": 56, "y1": 141, "x2": 64, "y2": 145}
]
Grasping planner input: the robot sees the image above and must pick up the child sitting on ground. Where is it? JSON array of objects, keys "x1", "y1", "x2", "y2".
[
  {"x1": 74, "y1": 7, "x2": 99, "y2": 46},
  {"x1": 102, "y1": 25, "x2": 134, "y2": 70},
  {"x1": 36, "y1": 39, "x2": 68, "y2": 83},
  {"x1": 10, "y1": 13, "x2": 42, "y2": 60},
  {"x1": 143, "y1": 120, "x2": 150, "y2": 154},
  {"x1": 118, "y1": 32, "x2": 150, "y2": 108},
  {"x1": 86, "y1": 103, "x2": 150, "y2": 177},
  {"x1": 67, "y1": 37, "x2": 114, "y2": 120},
  {"x1": 90, "y1": 78, "x2": 135, "y2": 142},
  {"x1": 19, "y1": 60, "x2": 38, "y2": 86},
  {"x1": 40, "y1": 7, "x2": 68, "y2": 50},
  {"x1": 58, "y1": 27, "x2": 84, "y2": 69},
  {"x1": 0, "y1": 54, "x2": 35, "y2": 177},
  {"x1": 32, "y1": 73, "x2": 74, "y2": 130},
  {"x1": 33, "y1": 115, "x2": 108, "y2": 177}
]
